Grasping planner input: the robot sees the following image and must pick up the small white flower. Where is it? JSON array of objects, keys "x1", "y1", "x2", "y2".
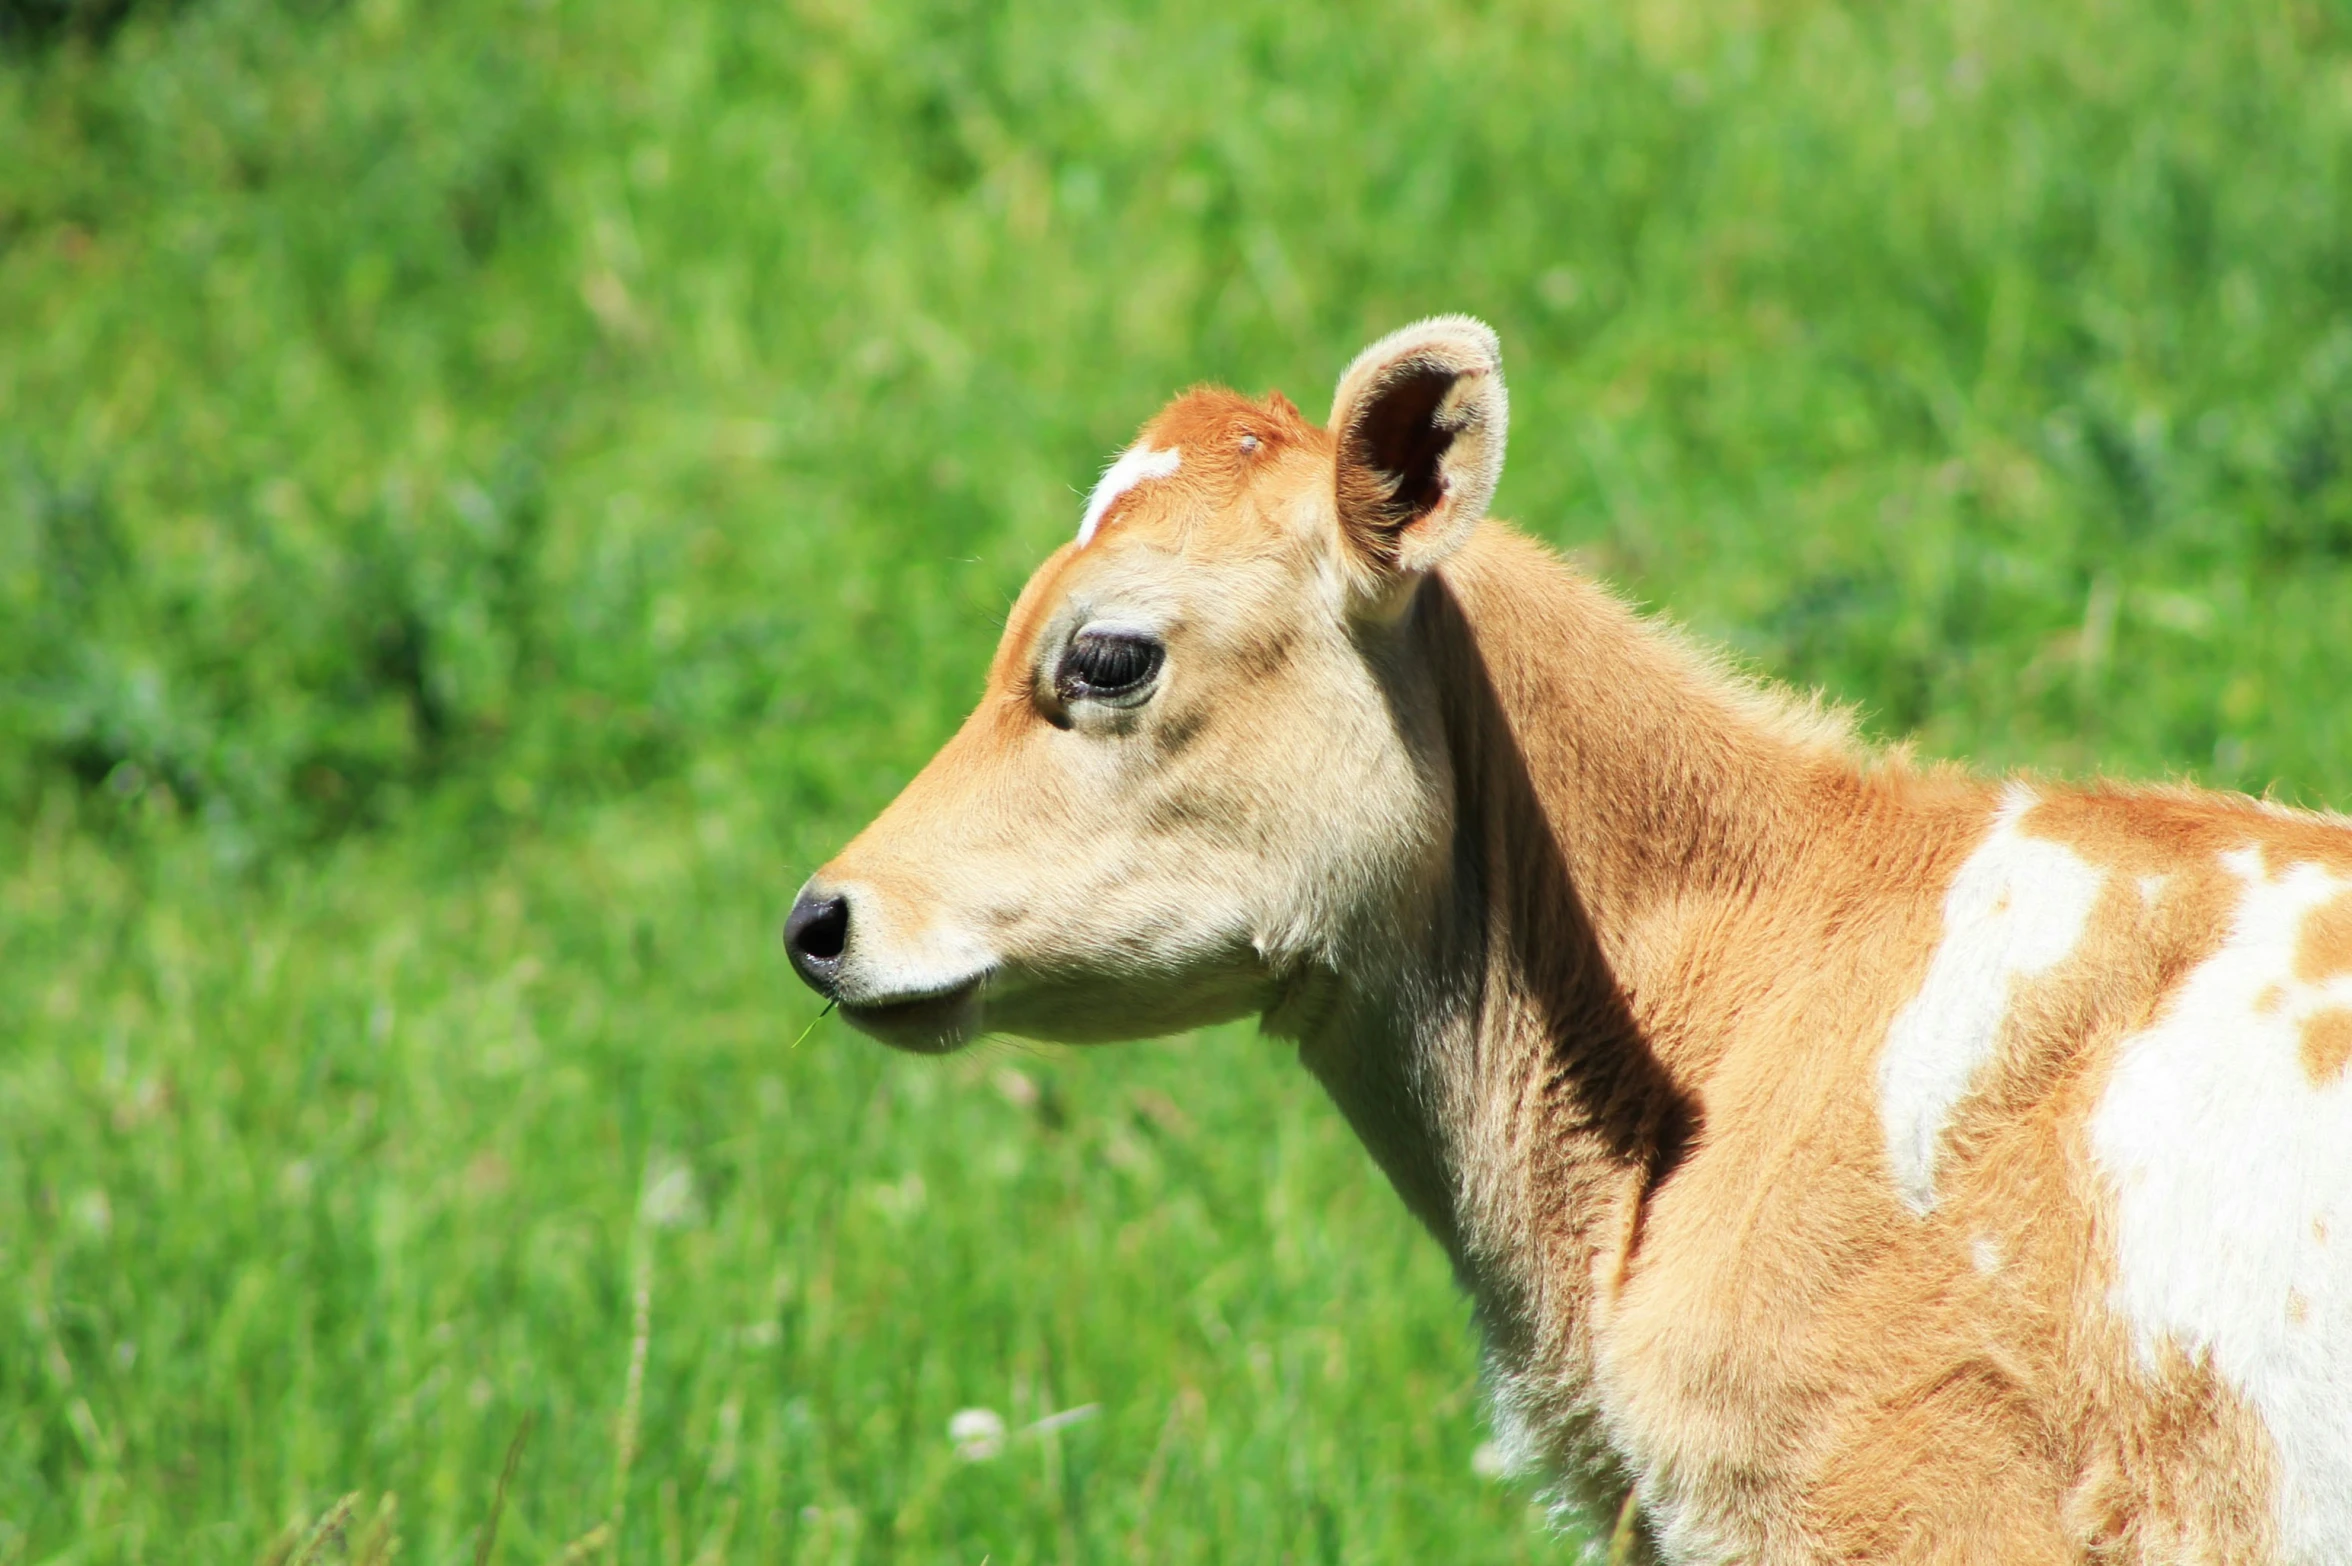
[
  {"x1": 1471, "y1": 1441, "x2": 1509, "y2": 1481},
  {"x1": 949, "y1": 1407, "x2": 1007, "y2": 1462}
]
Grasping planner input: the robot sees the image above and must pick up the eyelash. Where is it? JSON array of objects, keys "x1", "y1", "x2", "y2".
[{"x1": 1055, "y1": 629, "x2": 1165, "y2": 705}]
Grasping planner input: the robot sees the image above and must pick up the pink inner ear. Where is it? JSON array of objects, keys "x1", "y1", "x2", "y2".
[{"x1": 1077, "y1": 445, "x2": 1182, "y2": 547}]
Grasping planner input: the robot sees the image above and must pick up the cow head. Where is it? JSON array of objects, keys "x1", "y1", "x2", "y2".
[{"x1": 785, "y1": 317, "x2": 1509, "y2": 1051}]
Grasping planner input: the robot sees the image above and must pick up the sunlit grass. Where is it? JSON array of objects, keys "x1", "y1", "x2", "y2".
[{"x1": 3, "y1": 0, "x2": 2350, "y2": 1558}]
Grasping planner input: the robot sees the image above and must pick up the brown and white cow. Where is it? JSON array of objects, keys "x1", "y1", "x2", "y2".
[{"x1": 784, "y1": 318, "x2": 2352, "y2": 1563}]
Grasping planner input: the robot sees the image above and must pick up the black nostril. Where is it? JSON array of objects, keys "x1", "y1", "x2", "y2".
[
  {"x1": 784, "y1": 888, "x2": 851, "y2": 988},
  {"x1": 797, "y1": 898, "x2": 847, "y2": 960}
]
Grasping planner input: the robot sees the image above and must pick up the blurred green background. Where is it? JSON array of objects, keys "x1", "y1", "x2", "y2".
[{"x1": 3, "y1": 0, "x2": 2349, "y2": 1559}]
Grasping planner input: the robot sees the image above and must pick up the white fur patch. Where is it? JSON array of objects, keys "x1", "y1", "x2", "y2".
[
  {"x1": 1075, "y1": 445, "x2": 1180, "y2": 547},
  {"x1": 2091, "y1": 850, "x2": 2352, "y2": 1563},
  {"x1": 1879, "y1": 787, "x2": 2102, "y2": 1214}
]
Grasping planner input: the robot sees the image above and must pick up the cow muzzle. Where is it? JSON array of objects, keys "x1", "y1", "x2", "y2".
[{"x1": 783, "y1": 877, "x2": 991, "y2": 1053}]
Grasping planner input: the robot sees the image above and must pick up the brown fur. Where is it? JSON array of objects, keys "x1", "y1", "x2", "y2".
[
  {"x1": 791, "y1": 320, "x2": 2352, "y2": 1563},
  {"x1": 2305, "y1": 1011, "x2": 2352, "y2": 1085},
  {"x1": 2296, "y1": 890, "x2": 2352, "y2": 983}
]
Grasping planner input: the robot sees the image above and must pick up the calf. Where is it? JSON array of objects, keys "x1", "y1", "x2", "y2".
[{"x1": 784, "y1": 318, "x2": 2352, "y2": 1563}]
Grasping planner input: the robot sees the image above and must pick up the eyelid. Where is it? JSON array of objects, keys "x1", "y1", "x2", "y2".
[{"x1": 1071, "y1": 617, "x2": 1161, "y2": 645}]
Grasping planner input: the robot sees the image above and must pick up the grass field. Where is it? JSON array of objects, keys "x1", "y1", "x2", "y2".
[{"x1": 5, "y1": 0, "x2": 2352, "y2": 1559}]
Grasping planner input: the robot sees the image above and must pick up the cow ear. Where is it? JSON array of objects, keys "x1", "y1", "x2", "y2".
[{"x1": 1328, "y1": 315, "x2": 1508, "y2": 588}]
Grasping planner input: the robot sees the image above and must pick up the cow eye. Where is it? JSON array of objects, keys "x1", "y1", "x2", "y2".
[{"x1": 1055, "y1": 627, "x2": 1164, "y2": 706}]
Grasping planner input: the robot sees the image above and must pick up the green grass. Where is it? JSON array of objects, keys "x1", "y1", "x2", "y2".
[{"x1": 4, "y1": 0, "x2": 2351, "y2": 1559}]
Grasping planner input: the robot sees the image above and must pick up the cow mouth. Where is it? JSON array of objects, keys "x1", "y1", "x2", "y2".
[{"x1": 836, "y1": 975, "x2": 986, "y2": 1054}]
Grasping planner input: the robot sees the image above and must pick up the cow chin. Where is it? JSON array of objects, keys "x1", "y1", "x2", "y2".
[
  {"x1": 836, "y1": 980, "x2": 986, "y2": 1055},
  {"x1": 975, "y1": 963, "x2": 1275, "y2": 1048}
]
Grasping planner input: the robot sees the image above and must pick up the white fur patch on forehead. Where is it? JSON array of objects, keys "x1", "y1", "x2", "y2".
[{"x1": 1076, "y1": 445, "x2": 1181, "y2": 548}]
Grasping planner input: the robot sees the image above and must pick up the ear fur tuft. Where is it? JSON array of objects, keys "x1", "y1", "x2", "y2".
[{"x1": 1328, "y1": 315, "x2": 1508, "y2": 580}]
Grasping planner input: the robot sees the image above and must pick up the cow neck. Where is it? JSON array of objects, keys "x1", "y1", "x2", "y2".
[
  {"x1": 1432, "y1": 532, "x2": 1845, "y2": 1008},
  {"x1": 1299, "y1": 528, "x2": 1860, "y2": 1367}
]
